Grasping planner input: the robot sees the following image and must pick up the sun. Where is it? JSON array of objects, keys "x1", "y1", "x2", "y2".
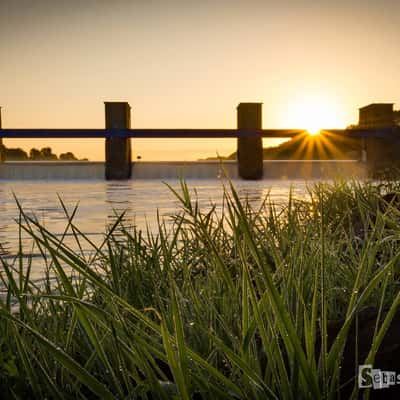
[
  {"x1": 306, "y1": 124, "x2": 321, "y2": 136},
  {"x1": 285, "y1": 94, "x2": 346, "y2": 135}
]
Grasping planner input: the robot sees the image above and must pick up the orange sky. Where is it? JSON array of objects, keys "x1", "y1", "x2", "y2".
[{"x1": 1, "y1": 0, "x2": 399, "y2": 160}]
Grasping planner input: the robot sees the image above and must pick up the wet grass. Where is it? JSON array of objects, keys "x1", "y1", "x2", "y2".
[{"x1": 1, "y1": 179, "x2": 400, "y2": 399}]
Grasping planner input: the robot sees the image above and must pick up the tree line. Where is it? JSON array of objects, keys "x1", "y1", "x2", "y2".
[{"x1": 0, "y1": 144, "x2": 87, "y2": 161}]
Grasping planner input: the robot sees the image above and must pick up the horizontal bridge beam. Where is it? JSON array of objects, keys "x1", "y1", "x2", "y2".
[
  {"x1": 0, "y1": 128, "x2": 305, "y2": 138},
  {"x1": 325, "y1": 127, "x2": 400, "y2": 138},
  {"x1": 0, "y1": 127, "x2": 399, "y2": 139}
]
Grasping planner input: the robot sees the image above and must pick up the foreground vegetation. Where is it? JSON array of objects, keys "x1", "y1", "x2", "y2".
[{"x1": 1, "y1": 179, "x2": 400, "y2": 399}]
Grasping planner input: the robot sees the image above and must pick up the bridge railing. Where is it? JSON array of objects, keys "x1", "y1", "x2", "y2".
[{"x1": 1, "y1": 102, "x2": 399, "y2": 179}]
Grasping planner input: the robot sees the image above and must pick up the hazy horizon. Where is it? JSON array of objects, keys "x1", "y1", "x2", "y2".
[{"x1": 1, "y1": 0, "x2": 399, "y2": 160}]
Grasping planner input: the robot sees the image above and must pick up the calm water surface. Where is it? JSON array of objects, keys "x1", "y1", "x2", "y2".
[{"x1": 0, "y1": 179, "x2": 312, "y2": 282}]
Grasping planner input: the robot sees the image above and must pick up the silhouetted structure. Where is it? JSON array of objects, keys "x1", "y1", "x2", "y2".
[
  {"x1": 358, "y1": 103, "x2": 395, "y2": 128},
  {"x1": 237, "y1": 103, "x2": 263, "y2": 179},
  {"x1": 105, "y1": 102, "x2": 132, "y2": 180},
  {"x1": 358, "y1": 103, "x2": 400, "y2": 176},
  {"x1": 1, "y1": 102, "x2": 400, "y2": 179}
]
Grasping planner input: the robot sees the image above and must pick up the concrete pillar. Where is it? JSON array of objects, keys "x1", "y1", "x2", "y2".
[
  {"x1": 364, "y1": 137, "x2": 395, "y2": 178},
  {"x1": 237, "y1": 103, "x2": 263, "y2": 180},
  {"x1": 105, "y1": 102, "x2": 132, "y2": 180}
]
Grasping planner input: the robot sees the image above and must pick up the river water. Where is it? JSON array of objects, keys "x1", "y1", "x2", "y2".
[{"x1": 0, "y1": 179, "x2": 312, "y2": 282}]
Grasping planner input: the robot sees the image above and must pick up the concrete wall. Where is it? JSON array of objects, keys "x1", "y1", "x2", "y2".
[
  {"x1": 0, "y1": 160, "x2": 367, "y2": 180},
  {"x1": 261, "y1": 160, "x2": 367, "y2": 179},
  {"x1": 0, "y1": 162, "x2": 105, "y2": 179}
]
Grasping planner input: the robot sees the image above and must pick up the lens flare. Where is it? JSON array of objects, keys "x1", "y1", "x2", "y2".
[{"x1": 285, "y1": 94, "x2": 346, "y2": 135}]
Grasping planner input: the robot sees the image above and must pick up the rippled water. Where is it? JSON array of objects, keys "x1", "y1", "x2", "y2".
[{"x1": 0, "y1": 179, "x2": 311, "y2": 281}]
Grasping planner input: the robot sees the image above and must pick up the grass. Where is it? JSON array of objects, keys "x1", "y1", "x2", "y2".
[{"x1": 1, "y1": 178, "x2": 400, "y2": 399}]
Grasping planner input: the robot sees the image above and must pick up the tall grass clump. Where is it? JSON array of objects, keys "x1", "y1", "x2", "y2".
[{"x1": 1, "y1": 179, "x2": 400, "y2": 399}]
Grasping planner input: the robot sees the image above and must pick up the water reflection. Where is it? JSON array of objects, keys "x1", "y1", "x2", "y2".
[
  {"x1": 106, "y1": 182, "x2": 134, "y2": 244},
  {"x1": 0, "y1": 179, "x2": 310, "y2": 279}
]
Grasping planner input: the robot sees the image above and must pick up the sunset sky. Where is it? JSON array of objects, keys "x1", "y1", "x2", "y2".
[{"x1": 1, "y1": 0, "x2": 399, "y2": 160}]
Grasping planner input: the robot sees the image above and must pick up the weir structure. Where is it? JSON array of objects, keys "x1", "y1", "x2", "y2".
[{"x1": 0, "y1": 102, "x2": 399, "y2": 180}]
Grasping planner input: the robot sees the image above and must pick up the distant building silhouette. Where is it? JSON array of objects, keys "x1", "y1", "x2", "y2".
[{"x1": 358, "y1": 103, "x2": 395, "y2": 128}]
